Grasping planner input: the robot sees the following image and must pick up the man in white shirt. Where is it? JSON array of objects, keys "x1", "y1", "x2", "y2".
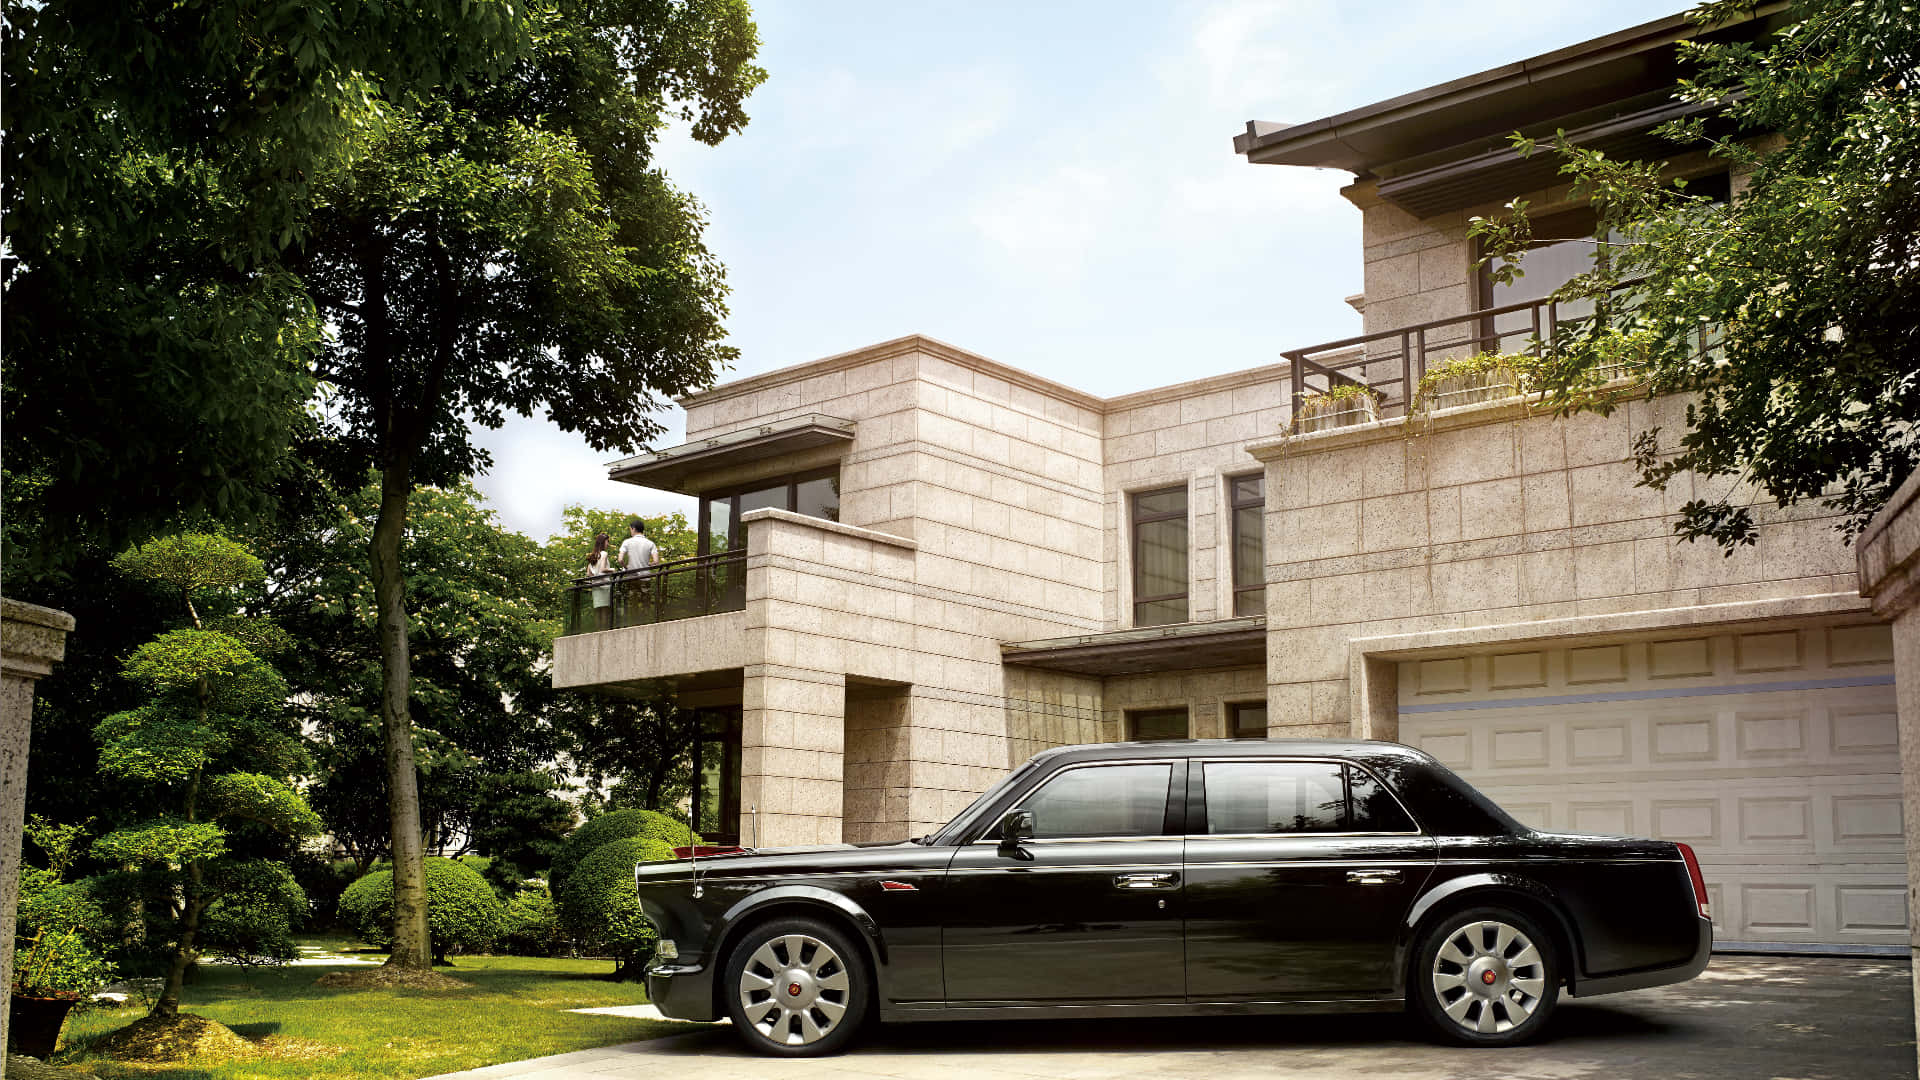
[{"x1": 617, "y1": 518, "x2": 660, "y2": 572}]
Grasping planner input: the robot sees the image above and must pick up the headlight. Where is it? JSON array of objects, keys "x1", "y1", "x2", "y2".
[{"x1": 654, "y1": 939, "x2": 679, "y2": 960}]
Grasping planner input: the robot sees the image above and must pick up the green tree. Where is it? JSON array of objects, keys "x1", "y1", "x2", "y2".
[
  {"x1": 1471, "y1": 0, "x2": 1919, "y2": 549},
  {"x1": 293, "y1": 0, "x2": 761, "y2": 970},
  {"x1": 0, "y1": 0, "x2": 535, "y2": 576},
  {"x1": 95, "y1": 533, "x2": 321, "y2": 1019},
  {"x1": 266, "y1": 479, "x2": 577, "y2": 885},
  {"x1": 547, "y1": 505, "x2": 699, "y2": 573}
]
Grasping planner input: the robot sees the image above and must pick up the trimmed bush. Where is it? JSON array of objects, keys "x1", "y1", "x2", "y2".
[
  {"x1": 554, "y1": 836, "x2": 679, "y2": 977},
  {"x1": 550, "y1": 809, "x2": 696, "y2": 893},
  {"x1": 338, "y1": 857, "x2": 507, "y2": 962},
  {"x1": 502, "y1": 884, "x2": 567, "y2": 958},
  {"x1": 199, "y1": 859, "x2": 308, "y2": 964}
]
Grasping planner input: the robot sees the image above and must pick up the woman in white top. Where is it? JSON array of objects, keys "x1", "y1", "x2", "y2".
[{"x1": 585, "y1": 532, "x2": 613, "y2": 629}]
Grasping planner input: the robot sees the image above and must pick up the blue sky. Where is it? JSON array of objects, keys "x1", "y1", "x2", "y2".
[{"x1": 474, "y1": 0, "x2": 1685, "y2": 538}]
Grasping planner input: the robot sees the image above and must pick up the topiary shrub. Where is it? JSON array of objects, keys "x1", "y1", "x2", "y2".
[
  {"x1": 501, "y1": 884, "x2": 567, "y2": 958},
  {"x1": 554, "y1": 836, "x2": 680, "y2": 978},
  {"x1": 199, "y1": 860, "x2": 309, "y2": 964},
  {"x1": 550, "y1": 809, "x2": 695, "y2": 894},
  {"x1": 337, "y1": 857, "x2": 507, "y2": 962}
]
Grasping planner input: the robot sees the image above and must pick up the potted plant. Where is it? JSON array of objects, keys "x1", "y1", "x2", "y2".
[
  {"x1": 1292, "y1": 383, "x2": 1381, "y2": 433},
  {"x1": 9, "y1": 928, "x2": 112, "y2": 1058},
  {"x1": 1412, "y1": 351, "x2": 1527, "y2": 414}
]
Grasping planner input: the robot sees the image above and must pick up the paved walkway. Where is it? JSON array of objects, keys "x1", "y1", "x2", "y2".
[{"x1": 428, "y1": 955, "x2": 1915, "y2": 1080}]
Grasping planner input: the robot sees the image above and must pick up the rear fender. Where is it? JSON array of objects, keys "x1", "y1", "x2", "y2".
[{"x1": 1399, "y1": 872, "x2": 1583, "y2": 996}]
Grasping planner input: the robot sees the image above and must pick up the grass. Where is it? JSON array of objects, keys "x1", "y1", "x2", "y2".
[{"x1": 54, "y1": 954, "x2": 689, "y2": 1080}]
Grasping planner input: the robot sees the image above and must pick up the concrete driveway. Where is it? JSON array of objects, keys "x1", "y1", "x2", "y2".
[{"x1": 431, "y1": 955, "x2": 1915, "y2": 1080}]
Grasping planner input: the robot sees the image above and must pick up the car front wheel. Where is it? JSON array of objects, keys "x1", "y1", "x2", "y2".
[
  {"x1": 722, "y1": 916, "x2": 870, "y2": 1056},
  {"x1": 1411, "y1": 905, "x2": 1558, "y2": 1046}
]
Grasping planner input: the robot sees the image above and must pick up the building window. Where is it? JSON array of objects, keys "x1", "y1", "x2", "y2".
[
  {"x1": 1132, "y1": 485, "x2": 1189, "y2": 626},
  {"x1": 689, "y1": 707, "x2": 742, "y2": 845},
  {"x1": 697, "y1": 467, "x2": 840, "y2": 556},
  {"x1": 1228, "y1": 474, "x2": 1265, "y2": 618},
  {"x1": 1227, "y1": 702, "x2": 1267, "y2": 739},
  {"x1": 1128, "y1": 707, "x2": 1189, "y2": 742}
]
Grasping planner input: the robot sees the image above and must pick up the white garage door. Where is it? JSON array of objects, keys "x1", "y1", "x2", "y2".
[{"x1": 1397, "y1": 623, "x2": 1903, "y2": 949}]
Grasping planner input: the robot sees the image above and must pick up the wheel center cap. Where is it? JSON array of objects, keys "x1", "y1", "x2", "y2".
[
  {"x1": 787, "y1": 982, "x2": 802, "y2": 996},
  {"x1": 1481, "y1": 969, "x2": 1498, "y2": 985}
]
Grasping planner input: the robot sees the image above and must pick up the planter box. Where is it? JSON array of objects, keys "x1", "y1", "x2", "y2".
[
  {"x1": 1294, "y1": 394, "x2": 1380, "y2": 433},
  {"x1": 1419, "y1": 367, "x2": 1521, "y2": 412},
  {"x1": 9, "y1": 993, "x2": 78, "y2": 1059}
]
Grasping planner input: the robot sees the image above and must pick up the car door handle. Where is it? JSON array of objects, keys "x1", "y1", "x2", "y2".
[
  {"x1": 1113, "y1": 872, "x2": 1179, "y2": 890},
  {"x1": 1346, "y1": 869, "x2": 1403, "y2": 886}
]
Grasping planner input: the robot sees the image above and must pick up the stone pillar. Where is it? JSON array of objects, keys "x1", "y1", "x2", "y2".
[
  {"x1": 1, "y1": 599, "x2": 76, "y2": 1071},
  {"x1": 739, "y1": 667, "x2": 845, "y2": 847},
  {"x1": 1857, "y1": 470, "x2": 1920, "y2": 1078}
]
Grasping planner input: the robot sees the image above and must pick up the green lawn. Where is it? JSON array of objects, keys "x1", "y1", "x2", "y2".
[{"x1": 56, "y1": 955, "x2": 689, "y2": 1079}]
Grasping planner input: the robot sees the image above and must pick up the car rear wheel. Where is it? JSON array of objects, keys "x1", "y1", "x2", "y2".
[
  {"x1": 1411, "y1": 905, "x2": 1558, "y2": 1046},
  {"x1": 722, "y1": 916, "x2": 870, "y2": 1056}
]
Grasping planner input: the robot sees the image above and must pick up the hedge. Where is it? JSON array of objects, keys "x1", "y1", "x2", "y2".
[
  {"x1": 338, "y1": 857, "x2": 507, "y2": 961},
  {"x1": 550, "y1": 808, "x2": 696, "y2": 893},
  {"x1": 554, "y1": 835, "x2": 680, "y2": 977}
]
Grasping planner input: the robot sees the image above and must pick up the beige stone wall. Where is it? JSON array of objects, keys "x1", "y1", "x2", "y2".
[
  {"x1": 1103, "y1": 366, "x2": 1290, "y2": 627},
  {"x1": 1250, "y1": 394, "x2": 1864, "y2": 738},
  {"x1": 1101, "y1": 665, "x2": 1268, "y2": 740},
  {"x1": 1002, "y1": 667, "x2": 1105, "y2": 769}
]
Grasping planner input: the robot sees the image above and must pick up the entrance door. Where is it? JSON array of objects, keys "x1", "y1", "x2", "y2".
[{"x1": 942, "y1": 760, "x2": 1186, "y2": 1005}]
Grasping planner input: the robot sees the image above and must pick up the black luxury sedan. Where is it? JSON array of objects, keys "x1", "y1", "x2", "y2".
[{"x1": 635, "y1": 739, "x2": 1712, "y2": 1056}]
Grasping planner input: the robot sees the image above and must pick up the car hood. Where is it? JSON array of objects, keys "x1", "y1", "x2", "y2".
[{"x1": 634, "y1": 839, "x2": 940, "y2": 881}]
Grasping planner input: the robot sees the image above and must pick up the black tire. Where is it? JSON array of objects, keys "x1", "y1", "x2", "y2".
[
  {"x1": 1410, "y1": 905, "x2": 1559, "y2": 1047},
  {"x1": 721, "y1": 915, "x2": 871, "y2": 1056}
]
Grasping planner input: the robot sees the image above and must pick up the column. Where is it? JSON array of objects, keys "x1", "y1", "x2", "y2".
[
  {"x1": 1, "y1": 599, "x2": 76, "y2": 1073},
  {"x1": 739, "y1": 666, "x2": 845, "y2": 847}
]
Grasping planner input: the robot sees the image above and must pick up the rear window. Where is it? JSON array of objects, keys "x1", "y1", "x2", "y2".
[{"x1": 1202, "y1": 761, "x2": 1416, "y2": 834}]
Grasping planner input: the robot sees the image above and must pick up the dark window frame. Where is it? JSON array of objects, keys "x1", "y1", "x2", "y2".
[
  {"x1": 688, "y1": 706, "x2": 742, "y2": 845},
  {"x1": 696, "y1": 466, "x2": 841, "y2": 556},
  {"x1": 1226, "y1": 701, "x2": 1268, "y2": 739},
  {"x1": 1131, "y1": 484, "x2": 1190, "y2": 627},
  {"x1": 1227, "y1": 474, "x2": 1265, "y2": 618},
  {"x1": 1127, "y1": 707, "x2": 1190, "y2": 742}
]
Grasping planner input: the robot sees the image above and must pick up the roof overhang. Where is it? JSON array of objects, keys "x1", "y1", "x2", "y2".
[
  {"x1": 605, "y1": 413, "x2": 856, "y2": 494},
  {"x1": 1002, "y1": 616, "x2": 1268, "y2": 677},
  {"x1": 1233, "y1": 4, "x2": 1789, "y2": 215}
]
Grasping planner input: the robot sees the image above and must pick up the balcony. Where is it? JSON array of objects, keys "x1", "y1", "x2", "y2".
[
  {"x1": 561, "y1": 550, "x2": 746, "y2": 636},
  {"x1": 1284, "y1": 285, "x2": 1676, "y2": 421}
]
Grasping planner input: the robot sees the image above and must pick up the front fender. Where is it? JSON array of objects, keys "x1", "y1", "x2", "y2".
[
  {"x1": 708, "y1": 883, "x2": 890, "y2": 970},
  {"x1": 1399, "y1": 872, "x2": 1584, "y2": 994}
]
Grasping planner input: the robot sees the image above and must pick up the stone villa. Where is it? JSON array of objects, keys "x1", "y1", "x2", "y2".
[{"x1": 553, "y1": 4, "x2": 1904, "y2": 952}]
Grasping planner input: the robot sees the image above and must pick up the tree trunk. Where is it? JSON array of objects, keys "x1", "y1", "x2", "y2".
[
  {"x1": 150, "y1": 871, "x2": 204, "y2": 1018},
  {"x1": 373, "y1": 456, "x2": 432, "y2": 970}
]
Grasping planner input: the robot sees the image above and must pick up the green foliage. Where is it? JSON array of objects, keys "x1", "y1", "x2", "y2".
[
  {"x1": 338, "y1": 858, "x2": 509, "y2": 961},
  {"x1": 1411, "y1": 352, "x2": 1531, "y2": 413},
  {"x1": 113, "y1": 534, "x2": 266, "y2": 598},
  {"x1": 199, "y1": 860, "x2": 310, "y2": 965},
  {"x1": 547, "y1": 506, "x2": 699, "y2": 571},
  {"x1": 14, "y1": 858, "x2": 116, "y2": 997},
  {"x1": 551, "y1": 809, "x2": 697, "y2": 894},
  {"x1": 502, "y1": 884, "x2": 569, "y2": 958},
  {"x1": 1, "y1": 0, "x2": 538, "y2": 571},
  {"x1": 92, "y1": 820, "x2": 229, "y2": 866},
  {"x1": 203, "y1": 774, "x2": 324, "y2": 837},
  {"x1": 1469, "y1": 0, "x2": 1920, "y2": 548},
  {"x1": 554, "y1": 837, "x2": 680, "y2": 976},
  {"x1": 25, "y1": 814, "x2": 91, "y2": 880},
  {"x1": 12, "y1": 930, "x2": 115, "y2": 998}
]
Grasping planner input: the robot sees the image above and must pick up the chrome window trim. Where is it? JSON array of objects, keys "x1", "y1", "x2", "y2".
[{"x1": 1195, "y1": 756, "x2": 1427, "y2": 838}]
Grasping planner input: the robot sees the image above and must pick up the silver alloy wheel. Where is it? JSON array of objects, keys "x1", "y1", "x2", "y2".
[
  {"x1": 1429, "y1": 919, "x2": 1548, "y2": 1035},
  {"x1": 736, "y1": 933, "x2": 852, "y2": 1047}
]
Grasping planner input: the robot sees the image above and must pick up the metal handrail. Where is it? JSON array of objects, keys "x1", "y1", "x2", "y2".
[
  {"x1": 562, "y1": 548, "x2": 748, "y2": 636},
  {"x1": 1283, "y1": 279, "x2": 1648, "y2": 421}
]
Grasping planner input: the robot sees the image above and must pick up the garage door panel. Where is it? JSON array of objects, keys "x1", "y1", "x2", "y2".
[{"x1": 1398, "y1": 624, "x2": 1901, "y2": 947}]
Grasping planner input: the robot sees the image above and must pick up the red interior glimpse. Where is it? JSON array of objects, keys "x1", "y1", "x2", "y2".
[
  {"x1": 673, "y1": 845, "x2": 746, "y2": 859},
  {"x1": 1676, "y1": 842, "x2": 1711, "y2": 920}
]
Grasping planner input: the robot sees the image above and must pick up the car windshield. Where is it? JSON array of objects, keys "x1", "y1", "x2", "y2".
[{"x1": 924, "y1": 759, "x2": 1042, "y2": 845}]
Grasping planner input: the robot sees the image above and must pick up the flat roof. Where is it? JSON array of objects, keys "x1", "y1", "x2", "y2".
[{"x1": 1002, "y1": 616, "x2": 1267, "y2": 676}]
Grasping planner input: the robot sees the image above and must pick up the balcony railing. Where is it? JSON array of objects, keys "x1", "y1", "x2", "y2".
[
  {"x1": 1284, "y1": 285, "x2": 1648, "y2": 422},
  {"x1": 561, "y1": 550, "x2": 747, "y2": 636}
]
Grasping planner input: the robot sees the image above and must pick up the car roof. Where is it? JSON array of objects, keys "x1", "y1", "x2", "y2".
[{"x1": 1028, "y1": 738, "x2": 1434, "y2": 766}]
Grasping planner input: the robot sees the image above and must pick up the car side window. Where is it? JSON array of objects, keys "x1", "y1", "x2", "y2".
[
  {"x1": 1348, "y1": 763, "x2": 1417, "y2": 832},
  {"x1": 1204, "y1": 761, "x2": 1347, "y2": 834},
  {"x1": 1020, "y1": 763, "x2": 1173, "y2": 839}
]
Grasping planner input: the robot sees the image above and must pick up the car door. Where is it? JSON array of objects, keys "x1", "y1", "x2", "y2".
[
  {"x1": 941, "y1": 759, "x2": 1186, "y2": 1005},
  {"x1": 1182, "y1": 757, "x2": 1436, "y2": 1001}
]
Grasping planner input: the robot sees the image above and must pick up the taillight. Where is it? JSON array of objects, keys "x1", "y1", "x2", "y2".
[{"x1": 1676, "y1": 842, "x2": 1711, "y2": 920}]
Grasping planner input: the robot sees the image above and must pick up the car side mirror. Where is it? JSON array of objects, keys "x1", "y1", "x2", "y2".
[{"x1": 998, "y1": 808, "x2": 1034, "y2": 847}]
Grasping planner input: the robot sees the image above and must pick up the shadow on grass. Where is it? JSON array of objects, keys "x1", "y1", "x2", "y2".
[{"x1": 223, "y1": 1021, "x2": 283, "y2": 1039}]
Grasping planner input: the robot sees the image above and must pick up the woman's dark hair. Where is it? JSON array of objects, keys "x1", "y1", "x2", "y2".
[{"x1": 588, "y1": 532, "x2": 610, "y2": 562}]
